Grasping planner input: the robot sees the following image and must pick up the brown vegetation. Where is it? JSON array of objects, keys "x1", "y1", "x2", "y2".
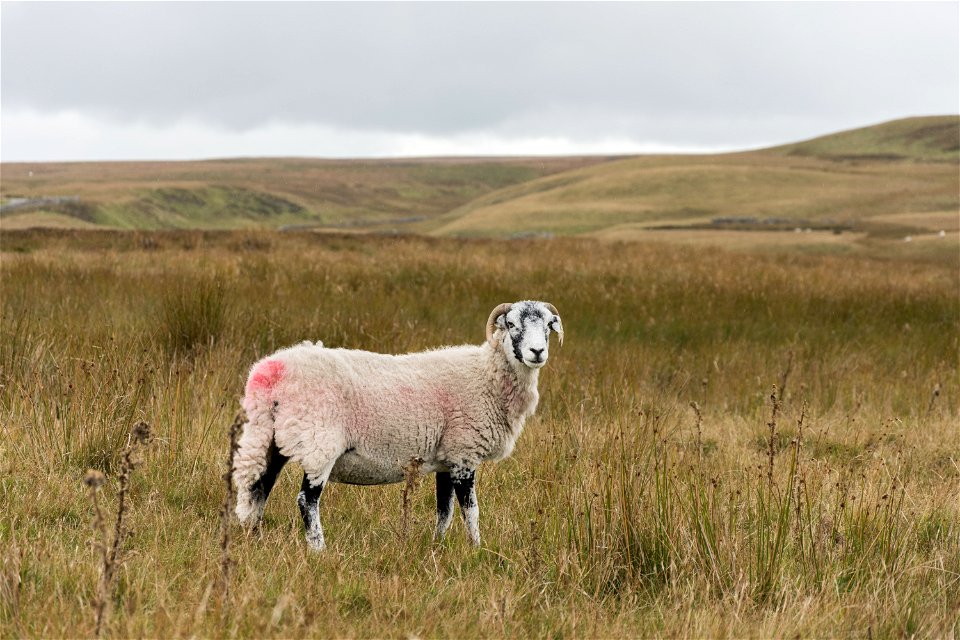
[{"x1": 1, "y1": 229, "x2": 957, "y2": 637}]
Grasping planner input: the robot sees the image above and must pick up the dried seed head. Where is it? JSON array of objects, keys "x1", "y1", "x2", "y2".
[
  {"x1": 131, "y1": 421, "x2": 153, "y2": 445},
  {"x1": 84, "y1": 469, "x2": 106, "y2": 489}
]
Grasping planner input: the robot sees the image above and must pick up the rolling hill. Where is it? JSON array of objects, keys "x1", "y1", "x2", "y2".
[
  {"x1": 2, "y1": 116, "x2": 957, "y2": 243},
  {"x1": 771, "y1": 115, "x2": 960, "y2": 162},
  {"x1": 0, "y1": 156, "x2": 616, "y2": 230},
  {"x1": 426, "y1": 116, "x2": 959, "y2": 238}
]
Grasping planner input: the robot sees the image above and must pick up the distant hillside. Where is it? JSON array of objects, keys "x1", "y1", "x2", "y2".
[
  {"x1": 0, "y1": 156, "x2": 615, "y2": 230},
  {"x1": 771, "y1": 115, "x2": 959, "y2": 162},
  {"x1": 2, "y1": 117, "x2": 957, "y2": 239},
  {"x1": 427, "y1": 116, "x2": 959, "y2": 238}
]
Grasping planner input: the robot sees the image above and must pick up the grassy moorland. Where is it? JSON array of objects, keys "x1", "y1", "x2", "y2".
[
  {"x1": 1, "y1": 230, "x2": 957, "y2": 637},
  {"x1": 0, "y1": 157, "x2": 613, "y2": 231},
  {"x1": 428, "y1": 117, "x2": 959, "y2": 241},
  {"x1": 2, "y1": 117, "x2": 956, "y2": 249},
  {"x1": 772, "y1": 115, "x2": 960, "y2": 162}
]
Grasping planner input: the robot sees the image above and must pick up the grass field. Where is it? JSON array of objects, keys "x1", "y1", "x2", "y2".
[{"x1": 1, "y1": 229, "x2": 957, "y2": 637}]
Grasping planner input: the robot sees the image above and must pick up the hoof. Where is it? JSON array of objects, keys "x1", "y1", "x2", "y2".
[{"x1": 306, "y1": 533, "x2": 325, "y2": 552}]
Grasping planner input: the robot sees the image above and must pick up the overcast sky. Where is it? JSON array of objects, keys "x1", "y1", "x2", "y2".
[{"x1": 2, "y1": 1, "x2": 957, "y2": 161}]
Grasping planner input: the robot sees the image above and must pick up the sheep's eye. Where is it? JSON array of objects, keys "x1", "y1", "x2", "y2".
[{"x1": 506, "y1": 321, "x2": 515, "y2": 330}]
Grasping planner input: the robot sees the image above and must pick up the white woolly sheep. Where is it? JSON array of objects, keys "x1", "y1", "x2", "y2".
[{"x1": 233, "y1": 300, "x2": 563, "y2": 550}]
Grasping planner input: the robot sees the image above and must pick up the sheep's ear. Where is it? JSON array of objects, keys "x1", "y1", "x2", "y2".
[
  {"x1": 496, "y1": 314, "x2": 507, "y2": 329},
  {"x1": 543, "y1": 303, "x2": 563, "y2": 347},
  {"x1": 485, "y1": 303, "x2": 513, "y2": 346},
  {"x1": 549, "y1": 316, "x2": 564, "y2": 347}
]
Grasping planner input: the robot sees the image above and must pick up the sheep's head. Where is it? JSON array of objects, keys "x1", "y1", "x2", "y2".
[{"x1": 486, "y1": 301, "x2": 563, "y2": 370}]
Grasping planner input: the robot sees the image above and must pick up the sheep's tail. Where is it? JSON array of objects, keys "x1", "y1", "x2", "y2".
[{"x1": 233, "y1": 359, "x2": 285, "y2": 524}]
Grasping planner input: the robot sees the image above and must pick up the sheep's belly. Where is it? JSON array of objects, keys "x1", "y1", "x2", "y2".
[{"x1": 329, "y1": 450, "x2": 412, "y2": 485}]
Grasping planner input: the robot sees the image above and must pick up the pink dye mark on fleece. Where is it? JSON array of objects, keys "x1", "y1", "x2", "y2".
[
  {"x1": 433, "y1": 387, "x2": 459, "y2": 418},
  {"x1": 246, "y1": 360, "x2": 285, "y2": 396}
]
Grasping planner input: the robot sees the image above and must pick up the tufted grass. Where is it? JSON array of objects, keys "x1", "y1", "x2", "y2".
[
  {"x1": 1, "y1": 229, "x2": 958, "y2": 637},
  {"x1": 159, "y1": 275, "x2": 228, "y2": 357}
]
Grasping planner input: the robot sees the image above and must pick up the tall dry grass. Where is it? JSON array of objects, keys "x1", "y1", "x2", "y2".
[{"x1": 0, "y1": 229, "x2": 957, "y2": 637}]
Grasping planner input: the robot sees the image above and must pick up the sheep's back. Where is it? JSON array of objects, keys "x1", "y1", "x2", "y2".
[{"x1": 267, "y1": 342, "x2": 491, "y2": 465}]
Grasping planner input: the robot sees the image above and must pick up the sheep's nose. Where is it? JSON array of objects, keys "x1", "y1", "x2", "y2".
[{"x1": 529, "y1": 348, "x2": 544, "y2": 361}]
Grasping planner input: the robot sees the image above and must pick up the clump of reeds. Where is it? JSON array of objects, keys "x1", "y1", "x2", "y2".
[
  {"x1": 159, "y1": 276, "x2": 227, "y2": 356},
  {"x1": 401, "y1": 457, "x2": 424, "y2": 540},
  {"x1": 85, "y1": 421, "x2": 153, "y2": 637},
  {"x1": 778, "y1": 350, "x2": 794, "y2": 404},
  {"x1": 753, "y1": 386, "x2": 797, "y2": 602},
  {"x1": 218, "y1": 411, "x2": 244, "y2": 606},
  {"x1": 792, "y1": 402, "x2": 807, "y2": 552},
  {"x1": 690, "y1": 401, "x2": 704, "y2": 477},
  {"x1": 766, "y1": 385, "x2": 781, "y2": 494}
]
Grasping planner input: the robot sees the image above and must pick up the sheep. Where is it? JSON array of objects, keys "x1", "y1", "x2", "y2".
[{"x1": 232, "y1": 300, "x2": 563, "y2": 550}]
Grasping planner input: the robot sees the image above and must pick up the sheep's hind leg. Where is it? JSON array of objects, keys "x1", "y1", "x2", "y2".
[
  {"x1": 244, "y1": 441, "x2": 288, "y2": 530},
  {"x1": 434, "y1": 471, "x2": 455, "y2": 540},
  {"x1": 235, "y1": 412, "x2": 288, "y2": 530},
  {"x1": 297, "y1": 473, "x2": 328, "y2": 551},
  {"x1": 297, "y1": 452, "x2": 340, "y2": 552},
  {"x1": 451, "y1": 466, "x2": 480, "y2": 546}
]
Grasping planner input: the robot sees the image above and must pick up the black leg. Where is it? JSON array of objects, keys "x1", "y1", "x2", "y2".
[
  {"x1": 297, "y1": 472, "x2": 326, "y2": 550},
  {"x1": 246, "y1": 440, "x2": 289, "y2": 528},
  {"x1": 251, "y1": 440, "x2": 288, "y2": 504},
  {"x1": 435, "y1": 471, "x2": 455, "y2": 539},
  {"x1": 451, "y1": 466, "x2": 480, "y2": 546}
]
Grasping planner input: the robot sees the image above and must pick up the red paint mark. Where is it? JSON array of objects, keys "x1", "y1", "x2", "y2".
[
  {"x1": 397, "y1": 385, "x2": 418, "y2": 401},
  {"x1": 246, "y1": 359, "x2": 285, "y2": 396},
  {"x1": 434, "y1": 387, "x2": 458, "y2": 416}
]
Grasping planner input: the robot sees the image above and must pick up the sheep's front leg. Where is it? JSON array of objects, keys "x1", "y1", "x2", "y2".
[
  {"x1": 435, "y1": 471, "x2": 455, "y2": 540},
  {"x1": 451, "y1": 466, "x2": 480, "y2": 546}
]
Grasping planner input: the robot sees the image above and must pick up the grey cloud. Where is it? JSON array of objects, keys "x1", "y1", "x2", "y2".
[{"x1": 2, "y1": 1, "x2": 957, "y2": 148}]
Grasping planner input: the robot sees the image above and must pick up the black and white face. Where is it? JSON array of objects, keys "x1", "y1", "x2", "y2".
[{"x1": 496, "y1": 301, "x2": 562, "y2": 370}]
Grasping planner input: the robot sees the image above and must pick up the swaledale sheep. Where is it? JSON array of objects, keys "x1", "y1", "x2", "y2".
[{"x1": 233, "y1": 300, "x2": 563, "y2": 550}]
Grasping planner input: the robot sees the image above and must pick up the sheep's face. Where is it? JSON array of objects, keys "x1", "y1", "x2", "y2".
[{"x1": 494, "y1": 301, "x2": 563, "y2": 370}]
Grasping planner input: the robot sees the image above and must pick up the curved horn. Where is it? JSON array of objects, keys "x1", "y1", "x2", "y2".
[
  {"x1": 485, "y1": 303, "x2": 513, "y2": 346},
  {"x1": 543, "y1": 302, "x2": 564, "y2": 347}
]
